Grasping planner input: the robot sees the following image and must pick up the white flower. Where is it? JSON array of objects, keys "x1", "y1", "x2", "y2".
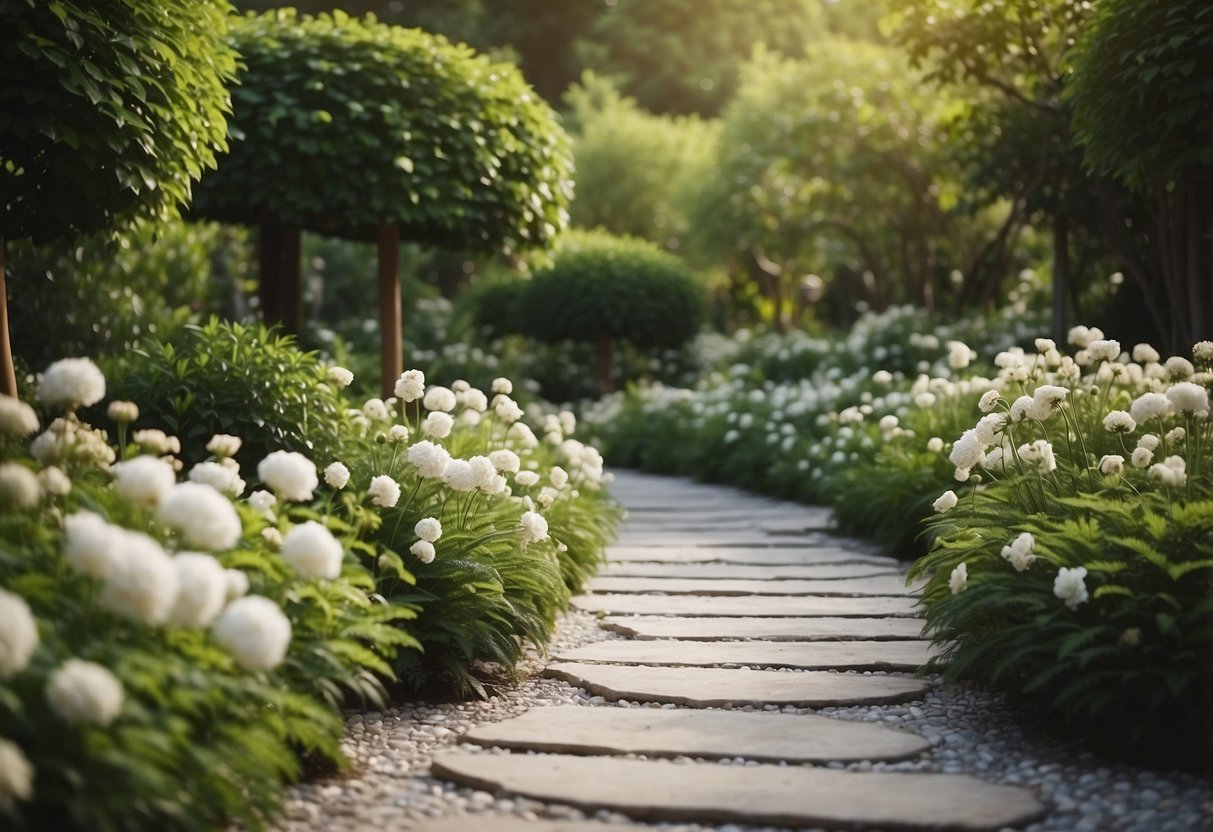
[
  {"x1": 362, "y1": 398, "x2": 389, "y2": 421},
  {"x1": 489, "y1": 449, "x2": 521, "y2": 474},
  {"x1": 949, "y1": 563, "x2": 967, "y2": 594},
  {"x1": 1067, "y1": 325, "x2": 1101, "y2": 348},
  {"x1": 132, "y1": 429, "x2": 180, "y2": 455},
  {"x1": 1008, "y1": 395, "x2": 1034, "y2": 423},
  {"x1": 64, "y1": 511, "x2": 121, "y2": 577},
  {"x1": 1129, "y1": 392, "x2": 1172, "y2": 424},
  {"x1": 442, "y1": 459, "x2": 479, "y2": 492},
  {"x1": 1165, "y1": 382, "x2": 1209, "y2": 415},
  {"x1": 468, "y1": 456, "x2": 497, "y2": 489},
  {"x1": 491, "y1": 377, "x2": 513, "y2": 395},
  {"x1": 389, "y1": 424, "x2": 409, "y2": 443},
  {"x1": 422, "y1": 411, "x2": 454, "y2": 439},
  {"x1": 324, "y1": 461, "x2": 351, "y2": 490},
  {"x1": 914, "y1": 392, "x2": 936, "y2": 409},
  {"x1": 156, "y1": 482, "x2": 242, "y2": 551},
  {"x1": 973, "y1": 413, "x2": 1005, "y2": 446},
  {"x1": 949, "y1": 430, "x2": 984, "y2": 475},
  {"x1": 1017, "y1": 439, "x2": 1057, "y2": 474},
  {"x1": 459, "y1": 388, "x2": 488, "y2": 413},
  {"x1": 1028, "y1": 385, "x2": 1068, "y2": 420},
  {"x1": 188, "y1": 461, "x2": 245, "y2": 497},
  {"x1": 0, "y1": 588, "x2": 39, "y2": 678},
  {"x1": 514, "y1": 470, "x2": 540, "y2": 487},
  {"x1": 494, "y1": 396, "x2": 524, "y2": 423},
  {"x1": 977, "y1": 390, "x2": 1000, "y2": 413},
  {"x1": 394, "y1": 369, "x2": 425, "y2": 402},
  {"x1": 947, "y1": 340, "x2": 973, "y2": 370},
  {"x1": 1194, "y1": 341, "x2": 1213, "y2": 363},
  {"x1": 368, "y1": 475, "x2": 401, "y2": 508},
  {"x1": 1034, "y1": 338, "x2": 1056, "y2": 354},
  {"x1": 39, "y1": 358, "x2": 105, "y2": 409},
  {"x1": 106, "y1": 400, "x2": 139, "y2": 423},
  {"x1": 1137, "y1": 434, "x2": 1161, "y2": 451},
  {"x1": 519, "y1": 510, "x2": 549, "y2": 544},
  {"x1": 1000, "y1": 532, "x2": 1037, "y2": 572},
  {"x1": 508, "y1": 422, "x2": 540, "y2": 448},
  {"x1": 262, "y1": 527, "x2": 282, "y2": 547},
  {"x1": 111, "y1": 455, "x2": 177, "y2": 509},
  {"x1": 1149, "y1": 455, "x2": 1187, "y2": 488},
  {"x1": 1165, "y1": 356, "x2": 1195, "y2": 379},
  {"x1": 0, "y1": 464, "x2": 41, "y2": 509},
  {"x1": 414, "y1": 517, "x2": 442, "y2": 542},
  {"x1": 167, "y1": 553, "x2": 228, "y2": 628},
  {"x1": 1132, "y1": 343, "x2": 1160, "y2": 364},
  {"x1": 0, "y1": 396, "x2": 39, "y2": 437},
  {"x1": 423, "y1": 386, "x2": 457, "y2": 413},
  {"x1": 0, "y1": 737, "x2": 33, "y2": 803},
  {"x1": 212, "y1": 596, "x2": 292, "y2": 671},
  {"x1": 281, "y1": 521, "x2": 344, "y2": 579},
  {"x1": 1087, "y1": 339, "x2": 1120, "y2": 362},
  {"x1": 872, "y1": 370, "x2": 893, "y2": 385},
  {"x1": 225, "y1": 568, "x2": 250, "y2": 602},
  {"x1": 559, "y1": 410, "x2": 576, "y2": 435},
  {"x1": 46, "y1": 659, "x2": 123, "y2": 725},
  {"x1": 1102, "y1": 411, "x2": 1136, "y2": 434},
  {"x1": 1130, "y1": 447, "x2": 1154, "y2": 469},
  {"x1": 927, "y1": 437, "x2": 944, "y2": 453},
  {"x1": 1167, "y1": 426, "x2": 1186, "y2": 444},
  {"x1": 248, "y1": 489, "x2": 277, "y2": 521},
  {"x1": 1053, "y1": 566, "x2": 1089, "y2": 610},
  {"x1": 206, "y1": 434, "x2": 242, "y2": 459},
  {"x1": 409, "y1": 540, "x2": 436, "y2": 564},
  {"x1": 257, "y1": 451, "x2": 318, "y2": 502},
  {"x1": 97, "y1": 529, "x2": 178, "y2": 625},
  {"x1": 38, "y1": 465, "x2": 71, "y2": 496},
  {"x1": 550, "y1": 466, "x2": 569, "y2": 489},
  {"x1": 408, "y1": 441, "x2": 451, "y2": 479},
  {"x1": 932, "y1": 490, "x2": 958, "y2": 513},
  {"x1": 1099, "y1": 454, "x2": 1125, "y2": 476},
  {"x1": 327, "y1": 366, "x2": 354, "y2": 388}
]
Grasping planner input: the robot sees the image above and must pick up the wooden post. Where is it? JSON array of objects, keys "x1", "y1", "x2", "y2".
[
  {"x1": 0, "y1": 240, "x2": 17, "y2": 397},
  {"x1": 377, "y1": 223, "x2": 402, "y2": 398},
  {"x1": 258, "y1": 220, "x2": 302, "y2": 333}
]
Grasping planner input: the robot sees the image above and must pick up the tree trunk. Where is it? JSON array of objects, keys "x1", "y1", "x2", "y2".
[
  {"x1": 596, "y1": 334, "x2": 615, "y2": 395},
  {"x1": 257, "y1": 220, "x2": 301, "y2": 333},
  {"x1": 0, "y1": 240, "x2": 16, "y2": 397},
  {"x1": 1051, "y1": 213, "x2": 1069, "y2": 344},
  {"x1": 377, "y1": 224, "x2": 402, "y2": 398}
]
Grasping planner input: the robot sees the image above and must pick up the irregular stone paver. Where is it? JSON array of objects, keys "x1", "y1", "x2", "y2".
[
  {"x1": 572, "y1": 593, "x2": 919, "y2": 618},
  {"x1": 409, "y1": 818, "x2": 653, "y2": 832},
  {"x1": 431, "y1": 751, "x2": 1047, "y2": 830},
  {"x1": 544, "y1": 662, "x2": 929, "y2": 707},
  {"x1": 607, "y1": 545, "x2": 896, "y2": 566},
  {"x1": 588, "y1": 575, "x2": 918, "y2": 597},
  {"x1": 603, "y1": 561, "x2": 901, "y2": 580},
  {"x1": 601, "y1": 614, "x2": 927, "y2": 641},
  {"x1": 555, "y1": 639, "x2": 937, "y2": 671},
  {"x1": 462, "y1": 706, "x2": 930, "y2": 762}
]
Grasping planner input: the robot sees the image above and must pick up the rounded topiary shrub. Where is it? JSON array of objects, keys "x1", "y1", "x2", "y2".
[{"x1": 520, "y1": 231, "x2": 703, "y2": 393}]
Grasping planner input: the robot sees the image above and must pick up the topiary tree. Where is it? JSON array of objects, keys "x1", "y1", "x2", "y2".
[
  {"x1": 190, "y1": 10, "x2": 573, "y2": 395},
  {"x1": 0, "y1": 0, "x2": 237, "y2": 396},
  {"x1": 520, "y1": 231, "x2": 703, "y2": 394}
]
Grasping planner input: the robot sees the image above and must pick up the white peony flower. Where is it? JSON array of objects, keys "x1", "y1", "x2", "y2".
[
  {"x1": 0, "y1": 395, "x2": 39, "y2": 437},
  {"x1": 932, "y1": 490, "x2": 958, "y2": 513},
  {"x1": 414, "y1": 517, "x2": 442, "y2": 542},
  {"x1": 409, "y1": 540, "x2": 436, "y2": 564},
  {"x1": 1165, "y1": 382, "x2": 1209, "y2": 415},
  {"x1": 167, "y1": 553, "x2": 228, "y2": 628},
  {"x1": 38, "y1": 465, "x2": 71, "y2": 496},
  {"x1": 977, "y1": 390, "x2": 1000, "y2": 413},
  {"x1": 1102, "y1": 411, "x2": 1136, "y2": 434},
  {"x1": 206, "y1": 434, "x2": 242, "y2": 459},
  {"x1": 38, "y1": 358, "x2": 105, "y2": 409},
  {"x1": 1129, "y1": 392, "x2": 1171, "y2": 424},
  {"x1": 156, "y1": 482, "x2": 242, "y2": 551},
  {"x1": 408, "y1": 440, "x2": 451, "y2": 479},
  {"x1": 97, "y1": 529, "x2": 178, "y2": 625},
  {"x1": 212, "y1": 596, "x2": 292, "y2": 671},
  {"x1": 514, "y1": 470, "x2": 540, "y2": 487},
  {"x1": 488, "y1": 449, "x2": 521, "y2": 474},
  {"x1": 111, "y1": 455, "x2": 177, "y2": 509},
  {"x1": 491, "y1": 377, "x2": 513, "y2": 395},
  {"x1": 327, "y1": 366, "x2": 354, "y2": 388},
  {"x1": 1053, "y1": 566, "x2": 1089, "y2": 609},
  {"x1": 280, "y1": 521, "x2": 344, "y2": 580},
  {"x1": 247, "y1": 489, "x2": 277, "y2": 520},
  {"x1": 422, "y1": 386, "x2": 457, "y2": 413},
  {"x1": 0, "y1": 588, "x2": 39, "y2": 678},
  {"x1": 324, "y1": 461, "x2": 350, "y2": 489},
  {"x1": 367, "y1": 475, "x2": 401, "y2": 508},
  {"x1": 1099, "y1": 454, "x2": 1125, "y2": 476},
  {"x1": 949, "y1": 563, "x2": 967, "y2": 594},
  {"x1": 188, "y1": 461, "x2": 245, "y2": 497},
  {"x1": 0, "y1": 737, "x2": 33, "y2": 803},
  {"x1": 519, "y1": 510, "x2": 549, "y2": 544},
  {"x1": 1000, "y1": 532, "x2": 1037, "y2": 572},
  {"x1": 64, "y1": 511, "x2": 121, "y2": 577},
  {"x1": 394, "y1": 369, "x2": 425, "y2": 402},
  {"x1": 46, "y1": 659, "x2": 124, "y2": 725},
  {"x1": 257, "y1": 451, "x2": 318, "y2": 502},
  {"x1": 224, "y1": 568, "x2": 250, "y2": 602},
  {"x1": 0, "y1": 464, "x2": 42, "y2": 510},
  {"x1": 422, "y1": 411, "x2": 454, "y2": 439}
]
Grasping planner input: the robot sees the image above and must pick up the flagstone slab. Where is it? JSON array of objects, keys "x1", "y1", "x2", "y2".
[
  {"x1": 588, "y1": 575, "x2": 917, "y2": 597},
  {"x1": 461, "y1": 706, "x2": 931, "y2": 762},
  {"x1": 602, "y1": 615, "x2": 927, "y2": 642},
  {"x1": 555, "y1": 639, "x2": 936, "y2": 672},
  {"x1": 607, "y1": 545, "x2": 896, "y2": 566},
  {"x1": 544, "y1": 662, "x2": 929, "y2": 707},
  {"x1": 431, "y1": 751, "x2": 1046, "y2": 830},
  {"x1": 615, "y1": 532, "x2": 826, "y2": 547},
  {"x1": 604, "y1": 562, "x2": 901, "y2": 580},
  {"x1": 572, "y1": 593, "x2": 919, "y2": 618},
  {"x1": 410, "y1": 818, "x2": 653, "y2": 832}
]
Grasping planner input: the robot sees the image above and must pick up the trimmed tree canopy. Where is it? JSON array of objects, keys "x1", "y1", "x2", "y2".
[
  {"x1": 191, "y1": 10, "x2": 573, "y2": 251},
  {"x1": 0, "y1": 0, "x2": 238, "y2": 244}
]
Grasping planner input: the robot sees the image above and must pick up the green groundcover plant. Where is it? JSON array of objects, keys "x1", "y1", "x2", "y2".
[{"x1": 0, "y1": 347, "x2": 619, "y2": 828}]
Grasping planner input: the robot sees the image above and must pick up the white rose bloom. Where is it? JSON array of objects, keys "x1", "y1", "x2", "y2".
[
  {"x1": 0, "y1": 588, "x2": 39, "y2": 678},
  {"x1": 0, "y1": 464, "x2": 41, "y2": 509},
  {"x1": 46, "y1": 659, "x2": 124, "y2": 725},
  {"x1": 257, "y1": 451, "x2": 318, "y2": 502},
  {"x1": 519, "y1": 510, "x2": 549, "y2": 544},
  {"x1": 362, "y1": 398, "x2": 389, "y2": 421},
  {"x1": 327, "y1": 366, "x2": 354, "y2": 388},
  {"x1": 1165, "y1": 382, "x2": 1209, "y2": 415},
  {"x1": 1000, "y1": 532, "x2": 1037, "y2": 572},
  {"x1": 1099, "y1": 455, "x2": 1125, "y2": 476},
  {"x1": 0, "y1": 737, "x2": 33, "y2": 803},
  {"x1": 97, "y1": 529, "x2": 178, "y2": 625},
  {"x1": 224, "y1": 568, "x2": 250, "y2": 602},
  {"x1": 459, "y1": 388, "x2": 488, "y2": 412},
  {"x1": 38, "y1": 357, "x2": 106, "y2": 409},
  {"x1": 1102, "y1": 411, "x2": 1136, "y2": 434},
  {"x1": 111, "y1": 455, "x2": 177, "y2": 509},
  {"x1": 422, "y1": 386, "x2": 457, "y2": 413},
  {"x1": 491, "y1": 377, "x2": 513, "y2": 395},
  {"x1": 422, "y1": 411, "x2": 454, "y2": 439},
  {"x1": 156, "y1": 482, "x2": 242, "y2": 551},
  {"x1": 1129, "y1": 392, "x2": 1172, "y2": 424},
  {"x1": 64, "y1": 511, "x2": 121, "y2": 577},
  {"x1": 494, "y1": 397, "x2": 524, "y2": 423},
  {"x1": 0, "y1": 396, "x2": 39, "y2": 437},
  {"x1": 408, "y1": 441, "x2": 451, "y2": 479},
  {"x1": 167, "y1": 553, "x2": 228, "y2": 628},
  {"x1": 514, "y1": 470, "x2": 540, "y2": 487},
  {"x1": 188, "y1": 461, "x2": 245, "y2": 497},
  {"x1": 414, "y1": 517, "x2": 442, "y2": 542},
  {"x1": 409, "y1": 539, "x2": 436, "y2": 564},
  {"x1": 442, "y1": 459, "x2": 479, "y2": 492},
  {"x1": 281, "y1": 521, "x2": 344, "y2": 580},
  {"x1": 38, "y1": 465, "x2": 71, "y2": 496},
  {"x1": 1053, "y1": 566, "x2": 1089, "y2": 609},
  {"x1": 324, "y1": 461, "x2": 351, "y2": 489},
  {"x1": 368, "y1": 475, "x2": 401, "y2": 508},
  {"x1": 394, "y1": 369, "x2": 425, "y2": 402},
  {"x1": 247, "y1": 489, "x2": 277, "y2": 520},
  {"x1": 1132, "y1": 343, "x2": 1161, "y2": 364},
  {"x1": 949, "y1": 563, "x2": 967, "y2": 594},
  {"x1": 1131, "y1": 447, "x2": 1154, "y2": 469},
  {"x1": 932, "y1": 490, "x2": 958, "y2": 514},
  {"x1": 212, "y1": 596, "x2": 292, "y2": 672},
  {"x1": 206, "y1": 434, "x2": 242, "y2": 459}
]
